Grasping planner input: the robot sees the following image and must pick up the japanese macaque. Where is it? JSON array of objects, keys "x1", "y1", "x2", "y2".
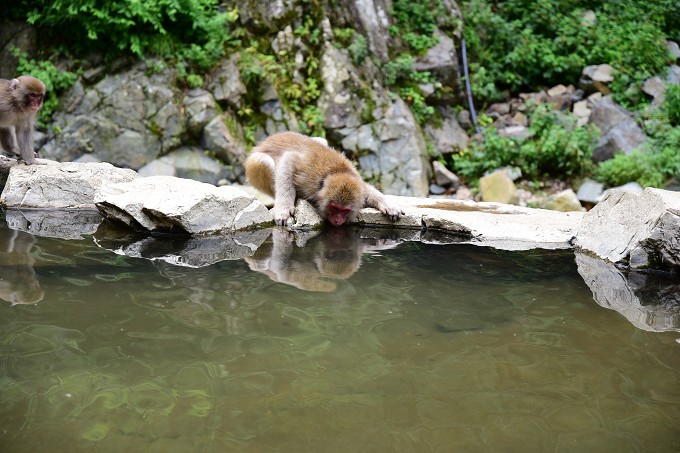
[
  {"x1": 245, "y1": 131, "x2": 404, "y2": 226},
  {"x1": 0, "y1": 75, "x2": 46, "y2": 165}
]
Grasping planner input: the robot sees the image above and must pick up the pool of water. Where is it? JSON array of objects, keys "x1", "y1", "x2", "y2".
[{"x1": 1, "y1": 216, "x2": 679, "y2": 452}]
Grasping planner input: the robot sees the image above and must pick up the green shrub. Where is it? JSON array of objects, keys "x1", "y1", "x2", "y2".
[
  {"x1": 390, "y1": 0, "x2": 441, "y2": 54},
  {"x1": 461, "y1": 0, "x2": 674, "y2": 107},
  {"x1": 451, "y1": 104, "x2": 597, "y2": 181},
  {"x1": 14, "y1": 0, "x2": 238, "y2": 71}
]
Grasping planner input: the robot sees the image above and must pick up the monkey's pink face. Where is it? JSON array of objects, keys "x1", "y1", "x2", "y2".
[
  {"x1": 28, "y1": 93, "x2": 44, "y2": 111},
  {"x1": 328, "y1": 201, "x2": 352, "y2": 226}
]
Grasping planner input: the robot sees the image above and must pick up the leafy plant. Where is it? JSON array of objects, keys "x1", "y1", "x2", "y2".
[
  {"x1": 390, "y1": 0, "x2": 441, "y2": 54},
  {"x1": 451, "y1": 104, "x2": 597, "y2": 181},
  {"x1": 14, "y1": 0, "x2": 238, "y2": 71},
  {"x1": 461, "y1": 0, "x2": 674, "y2": 107}
]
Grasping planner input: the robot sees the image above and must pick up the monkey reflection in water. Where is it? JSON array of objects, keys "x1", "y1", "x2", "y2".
[
  {"x1": 0, "y1": 224, "x2": 44, "y2": 305},
  {"x1": 245, "y1": 228, "x2": 399, "y2": 292}
]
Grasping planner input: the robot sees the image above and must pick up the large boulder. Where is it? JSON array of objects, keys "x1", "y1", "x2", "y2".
[
  {"x1": 575, "y1": 188, "x2": 680, "y2": 271},
  {"x1": 588, "y1": 96, "x2": 648, "y2": 162},
  {"x1": 318, "y1": 43, "x2": 430, "y2": 196},
  {"x1": 41, "y1": 61, "x2": 185, "y2": 167},
  {"x1": 0, "y1": 162, "x2": 139, "y2": 209},
  {"x1": 94, "y1": 176, "x2": 272, "y2": 234}
]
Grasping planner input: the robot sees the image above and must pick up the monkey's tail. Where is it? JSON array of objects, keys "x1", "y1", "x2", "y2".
[{"x1": 244, "y1": 152, "x2": 276, "y2": 195}]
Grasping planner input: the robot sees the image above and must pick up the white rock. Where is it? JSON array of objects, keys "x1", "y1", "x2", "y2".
[
  {"x1": 575, "y1": 188, "x2": 680, "y2": 269},
  {"x1": 94, "y1": 176, "x2": 272, "y2": 234},
  {"x1": 0, "y1": 162, "x2": 139, "y2": 209}
]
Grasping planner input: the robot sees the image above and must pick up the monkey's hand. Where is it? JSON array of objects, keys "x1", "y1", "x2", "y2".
[
  {"x1": 273, "y1": 204, "x2": 296, "y2": 226},
  {"x1": 377, "y1": 202, "x2": 405, "y2": 222}
]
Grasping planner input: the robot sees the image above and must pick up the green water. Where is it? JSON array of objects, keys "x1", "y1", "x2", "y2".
[{"x1": 1, "y1": 220, "x2": 679, "y2": 452}]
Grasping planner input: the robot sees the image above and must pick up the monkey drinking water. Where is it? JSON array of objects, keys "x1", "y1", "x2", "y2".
[
  {"x1": 245, "y1": 131, "x2": 404, "y2": 226},
  {"x1": 0, "y1": 75, "x2": 46, "y2": 165}
]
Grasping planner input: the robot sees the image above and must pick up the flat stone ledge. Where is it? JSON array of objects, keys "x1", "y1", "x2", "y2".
[{"x1": 355, "y1": 196, "x2": 584, "y2": 250}]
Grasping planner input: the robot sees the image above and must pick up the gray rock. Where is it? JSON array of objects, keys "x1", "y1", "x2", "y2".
[
  {"x1": 589, "y1": 96, "x2": 648, "y2": 162},
  {"x1": 184, "y1": 89, "x2": 219, "y2": 135},
  {"x1": 541, "y1": 189, "x2": 583, "y2": 212},
  {"x1": 667, "y1": 65, "x2": 680, "y2": 85},
  {"x1": 575, "y1": 188, "x2": 680, "y2": 271},
  {"x1": 207, "y1": 54, "x2": 246, "y2": 109},
  {"x1": 457, "y1": 110, "x2": 473, "y2": 130},
  {"x1": 432, "y1": 160, "x2": 459, "y2": 187},
  {"x1": 479, "y1": 171, "x2": 519, "y2": 204},
  {"x1": 94, "y1": 175, "x2": 272, "y2": 234},
  {"x1": 0, "y1": 162, "x2": 139, "y2": 209},
  {"x1": 330, "y1": 0, "x2": 393, "y2": 61},
  {"x1": 288, "y1": 199, "x2": 325, "y2": 230},
  {"x1": 576, "y1": 179, "x2": 605, "y2": 204},
  {"x1": 642, "y1": 76, "x2": 666, "y2": 104},
  {"x1": 576, "y1": 252, "x2": 680, "y2": 332},
  {"x1": 200, "y1": 113, "x2": 247, "y2": 164},
  {"x1": 498, "y1": 125, "x2": 531, "y2": 140},
  {"x1": 414, "y1": 30, "x2": 460, "y2": 98},
  {"x1": 429, "y1": 184, "x2": 446, "y2": 195},
  {"x1": 41, "y1": 61, "x2": 185, "y2": 168},
  {"x1": 355, "y1": 195, "x2": 585, "y2": 250},
  {"x1": 425, "y1": 108, "x2": 469, "y2": 155},
  {"x1": 0, "y1": 22, "x2": 36, "y2": 78},
  {"x1": 138, "y1": 147, "x2": 225, "y2": 185},
  {"x1": 580, "y1": 64, "x2": 615, "y2": 94},
  {"x1": 362, "y1": 97, "x2": 431, "y2": 196},
  {"x1": 236, "y1": 0, "x2": 300, "y2": 31},
  {"x1": 593, "y1": 119, "x2": 649, "y2": 162}
]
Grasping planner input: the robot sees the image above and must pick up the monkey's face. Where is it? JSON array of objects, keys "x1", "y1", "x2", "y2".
[
  {"x1": 27, "y1": 93, "x2": 44, "y2": 111},
  {"x1": 327, "y1": 201, "x2": 353, "y2": 226}
]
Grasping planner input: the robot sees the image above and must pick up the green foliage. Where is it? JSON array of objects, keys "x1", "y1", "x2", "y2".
[
  {"x1": 665, "y1": 85, "x2": 680, "y2": 126},
  {"x1": 390, "y1": 0, "x2": 441, "y2": 53},
  {"x1": 349, "y1": 34, "x2": 369, "y2": 66},
  {"x1": 237, "y1": 12, "x2": 326, "y2": 137},
  {"x1": 452, "y1": 105, "x2": 597, "y2": 181},
  {"x1": 14, "y1": 53, "x2": 78, "y2": 125},
  {"x1": 462, "y1": 0, "x2": 674, "y2": 107},
  {"x1": 14, "y1": 0, "x2": 238, "y2": 71}
]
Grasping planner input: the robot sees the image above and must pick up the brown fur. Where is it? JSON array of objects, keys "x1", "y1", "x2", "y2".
[
  {"x1": 245, "y1": 131, "x2": 403, "y2": 225},
  {"x1": 0, "y1": 75, "x2": 46, "y2": 165}
]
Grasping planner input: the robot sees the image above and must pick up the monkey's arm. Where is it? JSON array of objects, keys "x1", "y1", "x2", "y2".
[
  {"x1": 272, "y1": 153, "x2": 299, "y2": 225},
  {"x1": 362, "y1": 183, "x2": 405, "y2": 221}
]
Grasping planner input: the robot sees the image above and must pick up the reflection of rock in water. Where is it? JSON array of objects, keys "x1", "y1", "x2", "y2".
[
  {"x1": 93, "y1": 220, "x2": 271, "y2": 268},
  {"x1": 245, "y1": 227, "x2": 401, "y2": 292},
  {"x1": 5, "y1": 208, "x2": 103, "y2": 239},
  {"x1": 0, "y1": 223, "x2": 44, "y2": 305},
  {"x1": 576, "y1": 252, "x2": 680, "y2": 332}
]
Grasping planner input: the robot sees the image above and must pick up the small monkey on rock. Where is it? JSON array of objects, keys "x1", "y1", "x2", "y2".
[
  {"x1": 245, "y1": 131, "x2": 404, "y2": 226},
  {"x1": 0, "y1": 75, "x2": 46, "y2": 165}
]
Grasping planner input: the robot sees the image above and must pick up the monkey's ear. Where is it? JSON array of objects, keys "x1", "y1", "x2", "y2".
[{"x1": 10, "y1": 79, "x2": 20, "y2": 90}]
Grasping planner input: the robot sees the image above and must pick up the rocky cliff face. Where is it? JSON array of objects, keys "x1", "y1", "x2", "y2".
[{"x1": 34, "y1": 0, "x2": 466, "y2": 197}]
